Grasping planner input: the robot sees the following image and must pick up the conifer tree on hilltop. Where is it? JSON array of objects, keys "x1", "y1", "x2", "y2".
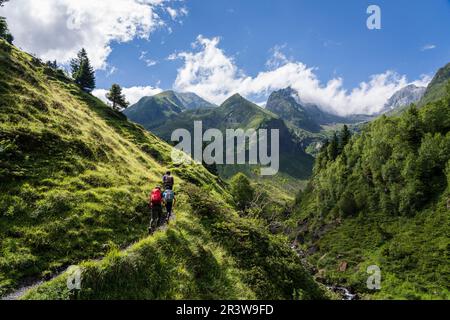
[
  {"x1": 70, "y1": 48, "x2": 96, "y2": 93},
  {"x1": 106, "y1": 84, "x2": 129, "y2": 111}
]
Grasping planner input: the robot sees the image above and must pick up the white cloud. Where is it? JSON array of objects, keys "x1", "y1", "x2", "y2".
[
  {"x1": 266, "y1": 44, "x2": 290, "y2": 69},
  {"x1": 166, "y1": 7, "x2": 178, "y2": 19},
  {"x1": 93, "y1": 86, "x2": 163, "y2": 105},
  {"x1": 411, "y1": 74, "x2": 433, "y2": 88},
  {"x1": 92, "y1": 89, "x2": 110, "y2": 104},
  {"x1": 106, "y1": 66, "x2": 118, "y2": 77},
  {"x1": 2, "y1": 0, "x2": 179, "y2": 70},
  {"x1": 139, "y1": 51, "x2": 158, "y2": 67},
  {"x1": 167, "y1": 53, "x2": 178, "y2": 60},
  {"x1": 421, "y1": 44, "x2": 437, "y2": 51},
  {"x1": 180, "y1": 7, "x2": 189, "y2": 16},
  {"x1": 171, "y1": 36, "x2": 429, "y2": 116},
  {"x1": 166, "y1": 6, "x2": 187, "y2": 20},
  {"x1": 145, "y1": 60, "x2": 158, "y2": 67}
]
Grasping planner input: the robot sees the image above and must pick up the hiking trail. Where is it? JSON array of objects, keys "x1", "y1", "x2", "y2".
[{"x1": 1, "y1": 214, "x2": 176, "y2": 301}]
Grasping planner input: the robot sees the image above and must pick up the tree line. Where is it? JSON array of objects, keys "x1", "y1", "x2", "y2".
[
  {"x1": 303, "y1": 83, "x2": 450, "y2": 218},
  {"x1": 69, "y1": 49, "x2": 129, "y2": 110},
  {"x1": 314, "y1": 124, "x2": 352, "y2": 174}
]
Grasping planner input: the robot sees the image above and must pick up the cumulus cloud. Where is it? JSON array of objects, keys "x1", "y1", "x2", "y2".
[
  {"x1": 93, "y1": 86, "x2": 163, "y2": 105},
  {"x1": 171, "y1": 36, "x2": 430, "y2": 115},
  {"x1": 2, "y1": 0, "x2": 182, "y2": 69}
]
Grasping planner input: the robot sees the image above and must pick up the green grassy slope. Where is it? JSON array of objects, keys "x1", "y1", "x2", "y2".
[
  {"x1": 23, "y1": 185, "x2": 327, "y2": 300},
  {"x1": 420, "y1": 63, "x2": 450, "y2": 106},
  {"x1": 148, "y1": 94, "x2": 315, "y2": 181},
  {"x1": 0, "y1": 40, "x2": 326, "y2": 300},
  {"x1": 290, "y1": 89, "x2": 450, "y2": 299}
]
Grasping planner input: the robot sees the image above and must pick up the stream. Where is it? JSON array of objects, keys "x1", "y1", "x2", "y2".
[
  {"x1": 326, "y1": 286, "x2": 358, "y2": 301},
  {"x1": 290, "y1": 243, "x2": 358, "y2": 301}
]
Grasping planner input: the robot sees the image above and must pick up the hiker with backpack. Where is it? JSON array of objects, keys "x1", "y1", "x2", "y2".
[
  {"x1": 163, "y1": 187, "x2": 176, "y2": 223},
  {"x1": 149, "y1": 186, "x2": 163, "y2": 233},
  {"x1": 163, "y1": 171, "x2": 174, "y2": 190}
]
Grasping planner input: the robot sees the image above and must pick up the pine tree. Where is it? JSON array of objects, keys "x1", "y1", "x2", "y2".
[
  {"x1": 71, "y1": 49, "x2": 96, "y2": 93},
  {"x1": 0, "y1": 17, "x2": 7, "y2": 37},
  {"x1": 230, "y1": 173, "x2": 255, "y2": 212},
  {"x1": 327, "y1": 133, "x2": 339, "y2": 161},
  {"x1": 401, "y1": 105, "x2": 423, "y2": 147},
  {"x1": 106, "y1": 84, "x2": 129, "y2": 111},
  {"x1": 70, "y1": 49, "x2": 86, "y2": 77},
  {"x1": 46, "y1": 60, "x2": 58, "y2": 69},
  {"x1": 77, "y1": 60, "x2": 96, "y2": 92},
  {"x1": 313, "y1": 140, "x2": 330, "y2": 174},
  {"x1": 339, "y1": 125, "x2": 351, "y2": 152}
]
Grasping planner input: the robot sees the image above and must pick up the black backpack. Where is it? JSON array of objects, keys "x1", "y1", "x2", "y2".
[{"x1": 163, "y1": 175, "x2": 174, "y2": 187}]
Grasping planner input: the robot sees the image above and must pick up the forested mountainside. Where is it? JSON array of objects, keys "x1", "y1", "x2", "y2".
[
  {"x1": 291, "y1": 83, "x2": 450, "y2": 299},
  {"x1": 0, "y1": 39, "x2": 327, "y2": 300},
  {"x1": 126, "y1": 92, "x2": 315, "y2": 182}
]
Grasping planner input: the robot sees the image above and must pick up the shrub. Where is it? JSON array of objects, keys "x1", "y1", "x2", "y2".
[{"x1": 229, "y1": 173, "x2": 255, "y2": 212}]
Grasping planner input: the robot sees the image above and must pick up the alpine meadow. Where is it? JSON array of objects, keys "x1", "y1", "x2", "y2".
[{"x1": 0, "y1": 0, "x2": 449, "y2": 307}]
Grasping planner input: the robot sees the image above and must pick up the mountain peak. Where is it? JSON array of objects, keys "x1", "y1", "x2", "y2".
[
  {"x1": 219, "y1": 93, "x2": 279, "y2": 121},
  {"x1": 226, "y1": 93, "x2": 245, "y2": 101},
  {"x1": 173, "y1": 91, "x2": 217, "y2": 109},
  {"x1": 280, "y1": 86, "x2": 296, "y2": 95},
  {"x1": 266, "y1": 88, "x2": 324, "y2": 132},
  {"x1": 380, "y1": 84, "x2": 426, "y2": 114},
  {"x1": 221, "y1": 93, "x2": 250, "y2": 107},
  {"x1": 124, "y1": 90, "x2": 216, "y2": 130},
  {"x1": 270, "y1": 87, "x2": 298, "y2": 99}
]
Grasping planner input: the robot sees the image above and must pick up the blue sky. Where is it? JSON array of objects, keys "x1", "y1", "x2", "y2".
[
  {"x1": 100, "y1": 0, "x2": 450, "y2": 89},
  {"x1": 3, "y1": 0, "x2": 450, "y2": 114}
]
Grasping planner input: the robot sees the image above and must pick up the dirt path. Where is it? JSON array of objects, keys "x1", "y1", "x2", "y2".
[
  {"x1": 2, "y1": 214, "x2": 176, "y2": 301},
  {"x1": 2, "y1": 281, "x2": 45, "y2": 301}
]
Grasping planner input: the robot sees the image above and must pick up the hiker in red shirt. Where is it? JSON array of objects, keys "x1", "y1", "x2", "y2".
[{"x1": 149, "y1": 186, "x2": 163, "y2": 234}]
